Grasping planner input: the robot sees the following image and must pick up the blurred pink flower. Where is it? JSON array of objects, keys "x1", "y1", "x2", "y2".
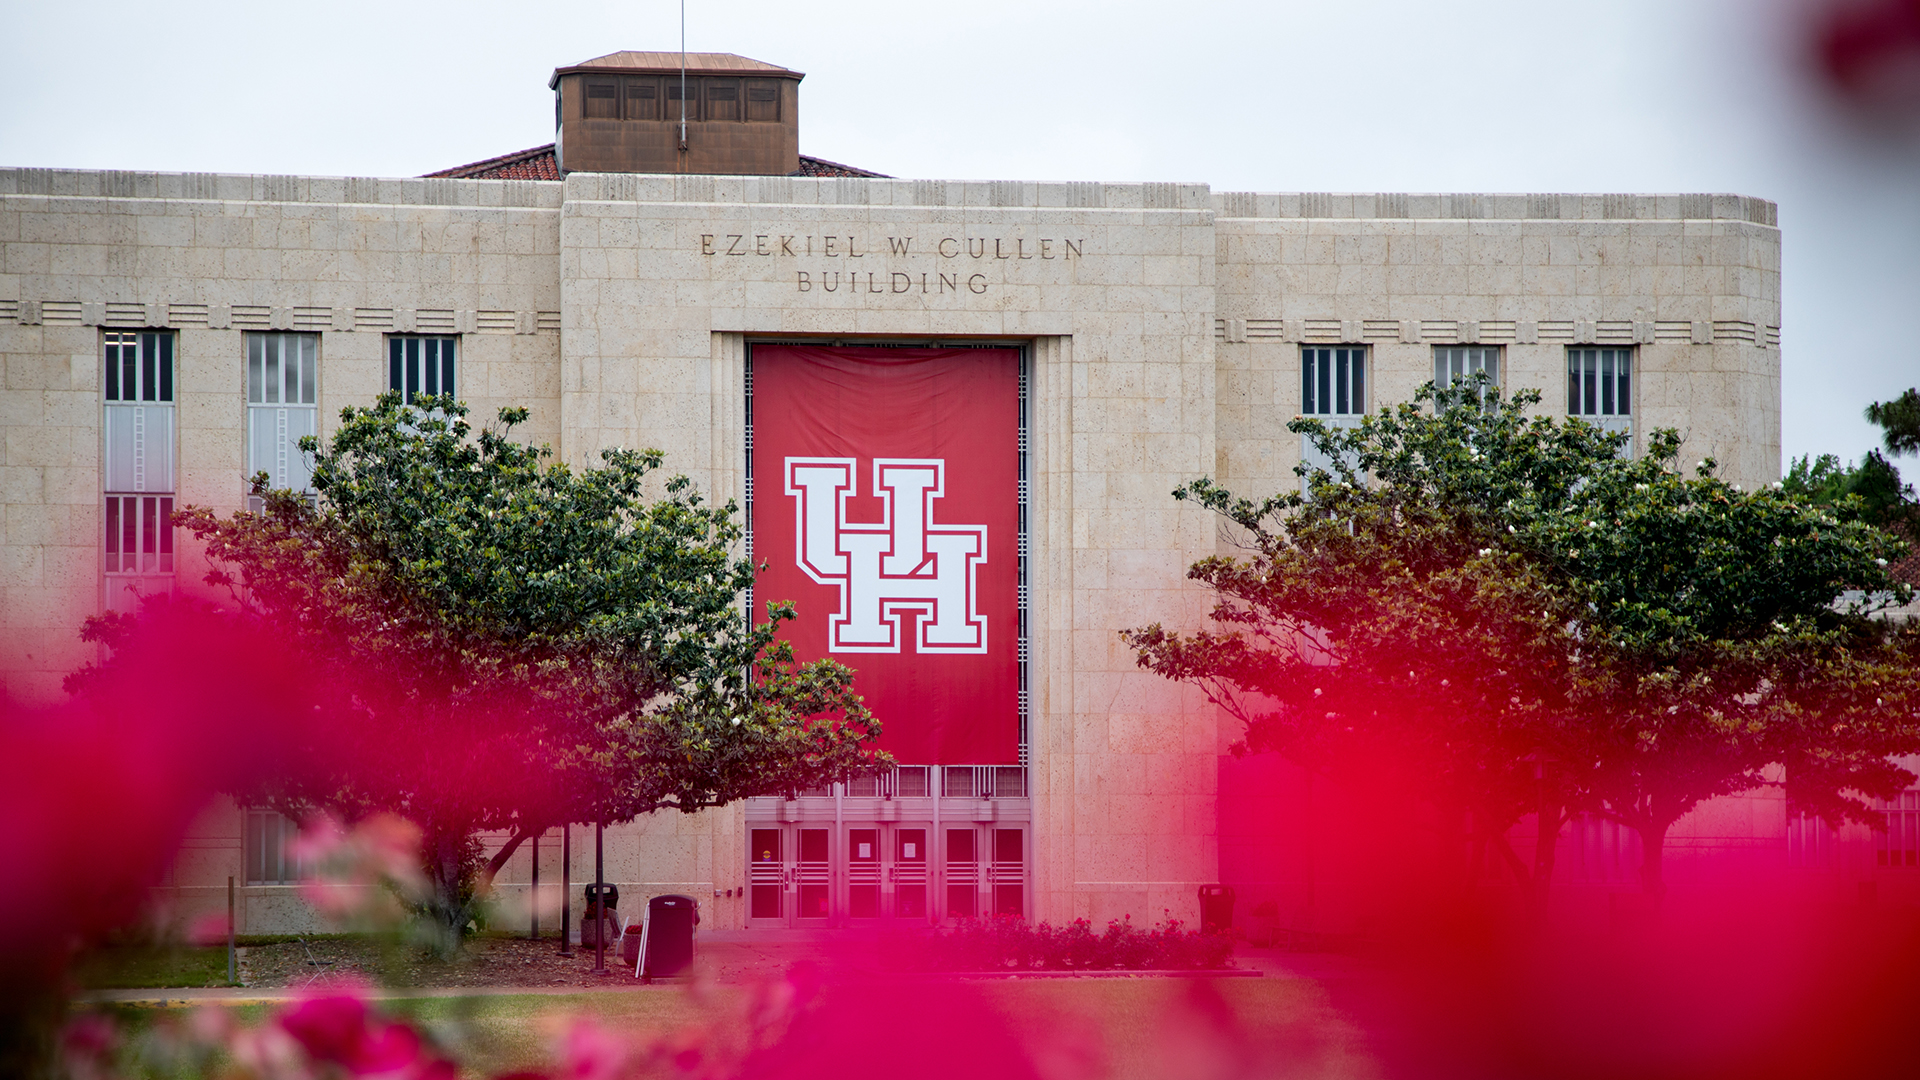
[
  {"x1": 278, "y1": 991, "x2": 454, "y2": 1078},
  {"x1": 185, "y1": 911, "x2": 232, "y2": 946},
  {"x1": 291, "y1": 813, "x2": 429, "y2": 928}
]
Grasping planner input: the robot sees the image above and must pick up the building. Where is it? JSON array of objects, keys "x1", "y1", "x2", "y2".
[{"x1": 5, "y1": 50, "x2": 1837, "y2": 937}]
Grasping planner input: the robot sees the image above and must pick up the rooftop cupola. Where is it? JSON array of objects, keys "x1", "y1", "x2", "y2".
[{"x1": 549, "y1": 51, "x2": 802, "y2": 176}]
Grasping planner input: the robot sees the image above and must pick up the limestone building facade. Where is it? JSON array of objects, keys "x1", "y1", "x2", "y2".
[{"x1": 0, "y1": 52, "x2": 1808, "y2": 935}]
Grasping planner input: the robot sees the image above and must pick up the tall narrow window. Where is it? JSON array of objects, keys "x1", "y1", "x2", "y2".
[
  {"x1": 1433, "y1": 346, "x2": 1501, "y2": 407},
  {"x1": 1299, "y1": 346, "x2": 1367, "y2": 490},
  {"x1": 387, "y1": 336, "x2": 457, "y2": 404},
  {"x1": 1567, "y1": 347, "x2": 1633, "y2": 439},
  {"x1": 246, "y1": 333, "x2": 319, "y2": 493},
  {"x1": 104, "y1": 332, "x2": 176, "y2": 603},
  {"x1": 1301, "y1": 346, "x2": 1366, "y2": 418},
  {"x1": 1788, "y1": 808, "x2": 1837, "y2": 870},
  {"x1": 1878, "y1": 790, "x2": 1919, "y2": 868},
  {"x1": 245, "y1": 809, "x2": 313, "y2": 885}
]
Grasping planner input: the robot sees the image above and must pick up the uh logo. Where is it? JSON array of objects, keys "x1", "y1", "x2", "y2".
[{"x1": 784, "y1": 457, "x2": 988, "y2": 654}]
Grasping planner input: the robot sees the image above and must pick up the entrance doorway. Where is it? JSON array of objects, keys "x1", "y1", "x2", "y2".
[{"x1": 744, "y1": 768, "x2": 1030, "y2": 928}]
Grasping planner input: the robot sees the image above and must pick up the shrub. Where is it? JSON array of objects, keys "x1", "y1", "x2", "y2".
[{"x1": 893, "y1": 913, "x2": 1234, "y2": 972}]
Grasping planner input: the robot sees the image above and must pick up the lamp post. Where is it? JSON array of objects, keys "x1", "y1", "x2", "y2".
[
  {"x1": 530, "y1": 828, "x2": 540, "y2": 940},
  {"x1": 593, "y1": 819, "x2": 607, "y2": 975},
  {"x1": 559, "y1": 823, "x2": 572, "y2": 957}
]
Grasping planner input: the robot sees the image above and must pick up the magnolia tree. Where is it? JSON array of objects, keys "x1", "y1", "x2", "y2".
[
  {"x1": 1126, "y1": 379, "x2": 1920, "y2": 908},
  {"x1": 127, "y1": 394, "x2": 884, "y2": 943}
]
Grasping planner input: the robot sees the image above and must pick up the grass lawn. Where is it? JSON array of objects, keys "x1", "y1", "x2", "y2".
[
  {"x1": 83, "y1": 977, "x2": 1378, "y2": 1079},
  {"x1": 395, "y1": 979, "x2": 1373, "y2": 1079},
  {"x1": 72, "y1": 946, "x2": 235, "y2": 990}
]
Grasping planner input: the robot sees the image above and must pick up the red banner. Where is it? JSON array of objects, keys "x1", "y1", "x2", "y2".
[{"x1": 751, "y1": 345, "x2": 1020, "y2": 765}]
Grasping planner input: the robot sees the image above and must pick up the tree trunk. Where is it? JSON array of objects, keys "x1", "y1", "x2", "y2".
[
  {"x1": 420, "y1": 823, "x2": 535, "y2": 955},
  {"x1": 476, "y1": 827, "x2": 533, "y2": 902},
  {"x1": 421, "y1": 824, "x2": 473, "y2": 955}
]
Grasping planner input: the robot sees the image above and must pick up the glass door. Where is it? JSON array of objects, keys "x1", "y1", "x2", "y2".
[
  {"x1": 748, "y1": 828, "x2": 786, "y2": 926},
  {"x1": 893, "y1": 828, "x2": 929, "y2": 921},
  {"x1": 796, "y1": 827, "x2": 832, "y2": 924},
  {"x1": 847, "y1": 828, "x2": 881, "y2": 919},
  {"x1": 944, "y1": 827, "x2": 979, "y2": 920},
  {"x1": 991, "y1": 828, "x2": 1025, "y2": 917}
]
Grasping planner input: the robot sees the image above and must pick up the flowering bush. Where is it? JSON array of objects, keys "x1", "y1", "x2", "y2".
[
  {"x1": 59, "y1": 976, "x2": 813, "y2": 1080},
  {"x1": 292, "y1": 813, "x2": 433, "y2": 932},
  {"x1": 894, "y1": 913, "x2": 1235, "y2": 972}
]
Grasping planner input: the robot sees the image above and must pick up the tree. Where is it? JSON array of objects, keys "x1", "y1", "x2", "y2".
[
  {"x1": 1866, "y1": 387, "x2": 1920, "y2": 458},
  {"x1": 1781, "y1": 451, "x2": 1916, "y2": 531},
  {"x1": 1122, "y1": 386, "x2": 1600, "y2": 913},
  {"x1": 1126, "y1": 378, "x2": 1920, "y2": 909},
  {"x1": 147, "y1": 394, "x2": 883, "y2": 942}
]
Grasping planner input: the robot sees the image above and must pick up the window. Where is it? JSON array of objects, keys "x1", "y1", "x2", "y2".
[
  {"x1": 1301, "y1": 346, "x2": 1366, "y2": 418},
  {"x1": 584, "y1": 81, "x2": 618, "y2": 119},
  {"x1": 1300, "y1": 346, "x2": 1366, "y2": 490},
  {"x1": 1567, "y1": 347, "x2": 1633, "y2": 436},
  {"x1": 1788, "y1": 809, "x2": 1837, "y2": 870},
  {"x1": 746, "y1": 81, "x2": 781, "y2": 122},
  {"x1": 706, "y1": 79, "x2": 740, "y2": 122},
  {"x1": 106, "y1": 495, "x2": 174, "y2": 576},
  {"x1": 624, "y1": 79, "x2": 658, "y2": 121},
  {"x1": 667, "y1": 79, "x2": 699, "y2": 121},
  {"x1": 387, "y1": 336, "x2": 457, "y2": 403},
  {"x1": 1559, "y1": 813, "x2": 1642, "y2": 885},
  {"x1": 1434, "y1": 346, "x2": 1501, "y2": 407},
  {"x1": 895, "y1": 766, "x2": 931, "y2": 797},
  {"x1": 247, "y1": 333, "x2": 319, "y2": 494},
  {"x1": 1877, "y1": 791, "x2": 1919, "y2": 868},
  {"x1": 104, "y1": 332, "x2": 176, "y2": 602},
  {"x1": 245, "y1": 809, "x2": 312, "y2": 884}
]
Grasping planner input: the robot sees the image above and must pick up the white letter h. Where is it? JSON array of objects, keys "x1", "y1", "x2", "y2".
[{"x1": 785, "y1": 457, "x2": 987, "y2": 653}]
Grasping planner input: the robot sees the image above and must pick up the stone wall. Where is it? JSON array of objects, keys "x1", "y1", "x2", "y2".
[
  {"x1": 0, "y1": 167, "x2": 1786, "y2": 932},
  {"x1": 556, "y1": 174, "x2": 1225, "y2": 926},
  {"x1": 0, "y1": 169, "x2": 565, "y2": 701},
  {"x1": 1212, "y1": 191, "x2": 1782, "y2": 497}
]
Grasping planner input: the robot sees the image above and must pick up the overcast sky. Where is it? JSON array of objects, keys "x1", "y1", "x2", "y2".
[{"x1": 4, "y1": 0, "x2": 1915, "y2": 472}]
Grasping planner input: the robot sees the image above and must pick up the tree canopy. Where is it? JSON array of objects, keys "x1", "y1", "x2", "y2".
[
  {"x1": 135, "y1": 394, "x2": 883, "y2": 938},
  {"x1": 1866, "y1": 387, "x2": 1920, "y2": 459},
  {"x1": 1781, "y1": 451, "x2": 1917, "y2": 531},
  {"x1": 1125, "y1": 378, "x2": 1920, "y2": 906}
]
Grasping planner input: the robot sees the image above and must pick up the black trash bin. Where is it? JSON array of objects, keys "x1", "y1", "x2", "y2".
[
  {"x1": 581, "y1": 884, "x2": 620, "y2": 948},
  {"x1": 637, "y1": 894, "x2": 699, "y2": 981},
  {"x1": 1198, "y1": 884, "x2": 1236, "y2": 934}
]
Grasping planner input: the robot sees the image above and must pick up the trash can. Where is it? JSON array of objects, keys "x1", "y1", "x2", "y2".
[
  {"x1": 1197, "y1": 884, "x2": 1236, "y2": 934},
  {"x1": 637, "y1": 894, "x2": 699, "y2": 981},
  {"x1": 620, "y1": 921, "x2": 645, "y2": 966},
  {"x1": 581, "y1": 884, "x2": 620, "y2": 949}
]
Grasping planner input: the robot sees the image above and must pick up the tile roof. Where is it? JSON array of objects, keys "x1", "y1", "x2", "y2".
[
  {"x1": 789, "y1": 154, "x2": 889, "y2": 179},
  {"x1": 423, "y1": 145, "x2": 886, "y2": 181},
  {"x1": 422, "y1": 145, "x2": 561, "y2": 181}
]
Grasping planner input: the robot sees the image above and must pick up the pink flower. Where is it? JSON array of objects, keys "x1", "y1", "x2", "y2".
[{"x1": 278, "y1": 991, "x2": 446, "y2": 1076}]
